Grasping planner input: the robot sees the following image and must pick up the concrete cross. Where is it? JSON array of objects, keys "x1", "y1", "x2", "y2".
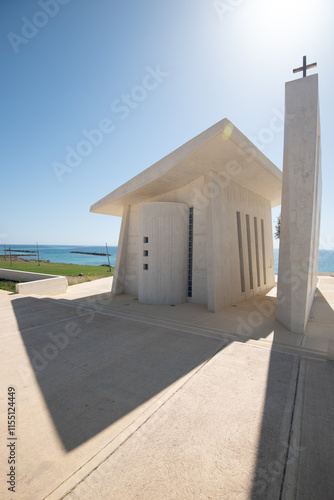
[{"x1": 293, "y1": 55, "x2": 317, "y2": 77}]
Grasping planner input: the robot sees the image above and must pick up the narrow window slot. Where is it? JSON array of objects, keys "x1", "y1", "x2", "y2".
[
  {"x1": 236, "y1": 212, "x2": 246, "y2": 293},
  {"x1": 188, "y1": 207, "x2": 194, "y2": 298},
  {"x1": 246, "y1": 214, "x2": 253, "y2": 290},
  {"x1": 261, "y1": 219, "x2": 267, "y2": 285},
  {"x1": 254, "y1": 217, "x2": 260, "y2": 287}
]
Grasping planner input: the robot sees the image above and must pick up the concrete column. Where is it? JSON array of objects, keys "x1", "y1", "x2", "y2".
[
  {"x1": 276, "y1": 74, "x2": 321, "y2": 333},
  {"x1": 206, "y1": 171, "x2": 226, "y2": 312},
  {"x1": 112, "y1": 205, "x2": 130, "y2": 296}
]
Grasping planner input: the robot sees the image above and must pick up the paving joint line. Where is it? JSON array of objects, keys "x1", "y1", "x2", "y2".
[
  {"x1": 279, "y1": 357, "x2": 302, "y2": 499},
  {"x1": 9, "y1": 311, "x2": 92, "y2": 334},
  {"x1": 42, "y1": 298, "x2": 328, "y2": 359}
]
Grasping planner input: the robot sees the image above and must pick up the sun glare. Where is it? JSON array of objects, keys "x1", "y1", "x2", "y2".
[{"x1": 241, "y1": 0, "x2": 317, "y2": 51}]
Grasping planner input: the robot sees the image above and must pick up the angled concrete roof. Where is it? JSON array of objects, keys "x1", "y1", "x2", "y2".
[{"x1": 90, "y1": 118, "x2": 282, "y2": 217}]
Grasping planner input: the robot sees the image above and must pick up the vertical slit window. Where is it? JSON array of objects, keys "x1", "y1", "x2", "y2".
[
  {"x1": 254, "y1": 217, "x2": 260, "y2": 287},
  {"x1": 261, "y1": 219, "x2": 267, "y2": 285},
  {"x1": 188, "y1": 207, "x2": 193, "y2": 298},
  {"x1": 246, "y1": 215, "x2": 253, "y2": 290},
  {"x1": 237, "y1": 211, "x2": 246, "y2": 293}
]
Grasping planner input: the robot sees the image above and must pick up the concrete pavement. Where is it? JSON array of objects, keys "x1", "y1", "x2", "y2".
[
  {"x1": 0, "y1": 276, "x2": 333, "y2": 499},
  {"x1": 64, "y1": 343, "x2": 300, "y2": 500}
]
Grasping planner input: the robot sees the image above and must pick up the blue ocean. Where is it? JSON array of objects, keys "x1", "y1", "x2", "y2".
[
  {"x1": 274, "y1": 248, "x2": 334, "y2": 274},
  {"x1": 2, "y1": 245, "x2": 334, "y2": 273},
  {"x1": 3, "y1": 245, "x2": 117, "y2": 267}
]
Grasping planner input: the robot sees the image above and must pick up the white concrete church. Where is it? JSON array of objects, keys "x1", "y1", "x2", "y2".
[
  {"x1": 91, "y1": 119, "x2": 282, "y2": 311},
  {"x1": 91, "y1": 64, "x2": 321, "y2": 334}
]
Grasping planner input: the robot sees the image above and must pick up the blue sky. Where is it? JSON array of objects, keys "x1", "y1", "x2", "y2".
[{"x1": 1, "y1": 0, "x2": 333, "y2": 248}]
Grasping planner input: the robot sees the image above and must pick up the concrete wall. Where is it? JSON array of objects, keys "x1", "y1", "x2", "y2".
[
  {"x1": 116, "y1": 173, "x2": 274, "y2": 310},
  {"x1": 138, "y1": 202, "x2": 188, "y2": 305},
  {"x1": 121, "y1": 176, "x2": 209, "y2": 303},
  {"x1": 276, "y1": 74, "x2": 321, "y2": 333},
  {"x1": 123, "y1": 204, "x2": 140, "y2": 296},
  {"x1": 145, "y1": 176, "x2": 209, "y2": 305},
  {"x1": 112, "y1": 205, "x2": 130, "y2": 296},
  {"x1": 205, "y1": 172, "x2": 274, "y2": 311},
  {"x1": 0, "y1": 269, "x2": 68, "y2": 296}
]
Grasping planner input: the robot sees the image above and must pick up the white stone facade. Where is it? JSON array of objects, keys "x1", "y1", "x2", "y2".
[
  {"x1": 91, "y1": 119, "x2": 282, "y2": 311},
  {"x1": 276, "y1": 74, "x2": 321, "y2": 333}
]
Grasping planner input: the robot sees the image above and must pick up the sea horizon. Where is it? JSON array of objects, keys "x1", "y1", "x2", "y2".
[
  {"x1": 2, "y1": 244, "x2": 334, "y2": 274},
  {"x1": 2, "y1": 244, "x2": 118, "y2": 267}
]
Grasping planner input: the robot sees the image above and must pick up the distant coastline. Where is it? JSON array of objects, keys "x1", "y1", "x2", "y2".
[
  {"x1": 70, "y1": 251, "x2": 111, "y2": 256},
  {"x1": 2, "y1": 245, "x2": 334, "y2": 273},
  {"x1": 1, "y1": 245, "x2": 117, "y2": 267}
]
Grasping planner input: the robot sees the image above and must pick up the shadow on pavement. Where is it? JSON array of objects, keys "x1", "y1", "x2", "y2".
[
  {"x1": 251, "y1": 287, "x2": 334, "y2": 499},
  {"x1": 12, "y1": 286, "x2": 333, "y2": 497},
  {"x1": 11, "y1": 296, "x2": 225, "y2": 452}
]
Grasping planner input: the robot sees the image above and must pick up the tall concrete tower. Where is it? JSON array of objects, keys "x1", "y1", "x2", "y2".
[{"x1": 276, "y1": 69, "x2": 321, "y2": 333}]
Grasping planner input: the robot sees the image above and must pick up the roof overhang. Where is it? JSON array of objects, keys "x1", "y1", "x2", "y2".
[{"x1": 90, "y1": 118, "x2": 282, "y2": 217}]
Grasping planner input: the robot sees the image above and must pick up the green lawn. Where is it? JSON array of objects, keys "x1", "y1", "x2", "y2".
[
  {"x1": 0, "y1": 279, "x2": 17, "y2": 293},
  {"x1": 0, "y1": 258, "x2": 114, "y2": 279}
]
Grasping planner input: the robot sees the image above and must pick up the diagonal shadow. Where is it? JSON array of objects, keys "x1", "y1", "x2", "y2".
[
  {"x1": 12, "y1": 295, "x2": 226, "y2": 452},
  {"x1": 251, "y1": 286, "x2": 334, "y2": 499},
  {"x1": 62, "y1": 287, "x2": 316, "y2": 497},
  {"x1": 12, "y1": 284, "x2": 332, "y2": 496}
]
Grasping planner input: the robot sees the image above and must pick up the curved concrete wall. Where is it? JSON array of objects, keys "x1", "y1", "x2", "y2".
[{"x1": 138, "y1": 202, "x2": 188, "y2": 305}]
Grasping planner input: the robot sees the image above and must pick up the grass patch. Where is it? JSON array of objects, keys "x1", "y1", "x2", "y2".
[
  {"x1": 0, "y1": 258, "x2": 114, "y2": 283},
  {"x1": 0, "y1": 280, "x2": 17, "y2": 293}
]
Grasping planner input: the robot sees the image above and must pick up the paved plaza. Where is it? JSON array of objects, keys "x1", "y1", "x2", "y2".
[{"x1": 0, "y1": 276, "x2": 333, "y2": 499}]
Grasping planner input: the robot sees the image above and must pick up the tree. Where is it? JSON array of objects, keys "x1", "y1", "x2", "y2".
[{"x1": 274, "y1": 214, "x2": 281, "y2": 239}]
